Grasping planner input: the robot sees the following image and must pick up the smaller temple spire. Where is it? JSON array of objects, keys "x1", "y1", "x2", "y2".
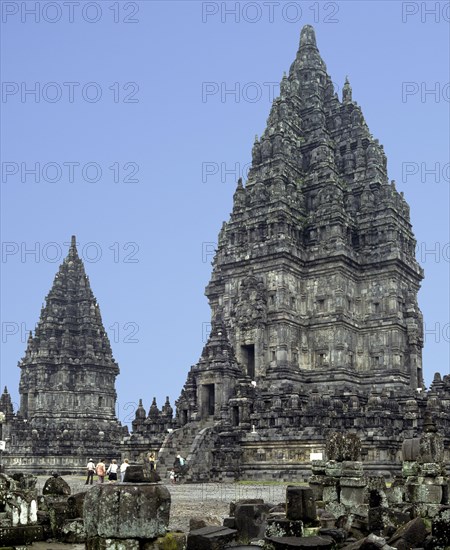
[
  {"x1": 343, "y1": 76, "x2": 352, "y2": 103},
  {"x1": 148, "y1": 397, "x2": 160, "y2": 419}
]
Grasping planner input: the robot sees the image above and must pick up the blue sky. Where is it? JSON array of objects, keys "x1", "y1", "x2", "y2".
[{"x1": 1, "y1": 1, "x2": 449, "y2": 425}]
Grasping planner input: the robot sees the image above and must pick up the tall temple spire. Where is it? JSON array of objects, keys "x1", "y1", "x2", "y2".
[
  {"x1": 4, "y1": 235, "x2": 125, "y2": 472},
  {"x1": 18, "y1": 236, "x2": 119, "y2": 422},
  {"x1": 201, "y1": 24, "x2": 423, "y2": 392},
  {"x1": 22, "y1": 235, "x2": 114, "y2": 368}
]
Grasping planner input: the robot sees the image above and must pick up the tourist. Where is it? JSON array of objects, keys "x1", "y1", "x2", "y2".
[
  {"x1": 96, "y1": 459, "x2": 106, "y2": 483},
  {"x1": 148, "y1": 452, "x2": 156, "y2": 471},
  {"x1": 85, "y1": 458, "x2": 95, "y2": 485},
  {"x1": 107, "y1": 459, "x2": 119, "y2": 482},
  {"x1": 177, "y1": 454, "x2": 185, "y2": 467},
  {"x1": 120, "y1": 458, "x2": 129, "y2": 482}
]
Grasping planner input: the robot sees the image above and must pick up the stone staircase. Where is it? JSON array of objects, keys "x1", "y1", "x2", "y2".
[{"x1": 156, "y1": 419, "x2": 217, "y2": 482}]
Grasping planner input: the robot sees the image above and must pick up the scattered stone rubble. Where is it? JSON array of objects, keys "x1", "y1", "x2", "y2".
[
  {"x1": 1, "y1": 428, "x2": 450, "y2": 549},
  {"x1": 183, "y1": 431, "x2": 449, "y2": 549},
  {"x1": 0, "y1": 467, "x2": 186, "y2": 549}
]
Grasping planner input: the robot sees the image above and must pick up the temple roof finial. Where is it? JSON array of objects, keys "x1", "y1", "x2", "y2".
[
  {"x1": 299, "y1": 25, "x2": 317, "y2": 48},
  {"x1": 343, "y1": 76, "x2": 352, "y2": 103}
]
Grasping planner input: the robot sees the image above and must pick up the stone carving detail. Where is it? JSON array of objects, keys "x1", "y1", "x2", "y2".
[{"x1": 234, "y1": 276, "x2": 267, "y2": 329}]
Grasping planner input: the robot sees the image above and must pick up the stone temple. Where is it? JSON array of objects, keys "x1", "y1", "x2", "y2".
[
  {"x1": 1, "y1": 25, "x2": 450, "y2": 477},
  {"x1": 156, "y1": 25, "x2": 450, "y2": 480},
  {"x1": 1, "y1": 237, "x2": 126, "y2": 473}
]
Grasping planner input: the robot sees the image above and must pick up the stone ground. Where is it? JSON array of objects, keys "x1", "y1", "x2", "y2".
[{"x1": 36, "y1": 475, "x2": 288, "y2": 533}]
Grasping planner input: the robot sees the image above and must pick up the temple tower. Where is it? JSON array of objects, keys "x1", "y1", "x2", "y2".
[
  {"x1": 204, "y1": 25, "x2": 424, "y2": 393},
  {"x1": 173, "y1": 26, "x2": 440, "y2": 481},
  {"x1": 3, "y1": 236, "x2": 125, "y2": 473}
]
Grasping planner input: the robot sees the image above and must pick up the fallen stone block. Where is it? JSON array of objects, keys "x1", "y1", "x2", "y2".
[
  {"x1": 286, "y1": 486, "x2": 316, "y2": 523},
  {"x1": 61, "y1": 518, "x2": 86, "y2": 543},
  {"x1": 42, "y1": 474, "x2": 71, "y2": 496},
  {"x1": 223, "y1": 517, "x2": 236, "y2": 529},
  {"x1": 84, "y1": 483, "x2": 170, "y2": 540},
  {"x1": 190, "y1": 515, "x2": 222, "y2": 531},
  {"x1": 0, "y1": 525, "x2": 44, "y2": 546},
  {"x1": 143, "y1": 531, "x2": 187, "y2": 549},
  {"x1": 319, "y1": 527, "x2": 347, "y2": 543},
  {"x1": 265, "y1": 535, "x2": 334, "y2": 548},
  {"x1": 229, "y1": 498, "x2": 264, "y2": 517},
  {"x1": 68, "y1": 491, "x2": 86, "y2": 518},
  {"x1": 186, "y1": 525, "x2": 237, "y2": 549},
  {"x1": 234, "y1": 502, "x2": 270, "y2": 540},
  {"x1": 266, "y1": 517, "x2": 303, "y2": 538},
  {"x1": 388, "y1": 516, "x2": 429, "y2": 549}
]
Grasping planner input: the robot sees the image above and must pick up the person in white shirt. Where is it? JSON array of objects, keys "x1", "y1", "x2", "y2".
[
  {"x1": 85, "y1": 458, "x2": 95, "y2": 485},
  {"x1": 106, "y1": 459, "x2": 119, "y2": 482},
  {"x1": 120, "y1": 458, "x2": 129, "y2": 482}
]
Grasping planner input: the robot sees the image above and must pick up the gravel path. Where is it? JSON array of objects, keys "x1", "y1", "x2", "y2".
[{"x1": 37, "y1": 476, "x2": 288, "y2": 533}]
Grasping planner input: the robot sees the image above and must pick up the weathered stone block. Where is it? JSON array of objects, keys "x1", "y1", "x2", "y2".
[
  {"x1": 86, "y1": 537, "x2": 140, "y2": 550},
  {"x1": 61, "y1": 518, "x2": 86, "y2": 543},
  {"x1": 122, "y1": 464, "x2": 145, "y2": 483},
  {"x1": 325, "y1": 460, "x2": 342, "y2": 477},
  {"x1": 388, "y1": 517, "x2": 429, "y2": 549},
  {"x1": 143, "y1": 531, "x2": 186, "y2": 549},
  {"x1": 406, "y1": 483, "x2": 442, "y2": 504},
  {"x1": 286, "y1": 486, "x2": 316, "y2": 523},
  {"x1": 266, "y1": 534, "x2": 334, "y2": 548},
  {"x1": 402, "y1": 438, "x2": 420, "y2": 462},
  {"x1": 42, "y1": 474, "x2": 71, "y2": 496},
  {"x1": 340, "y1": 477, "x2": 367, "y2": 508},
  {"x1": 318, "y1": 527, "x2": 347, "y2": 543},
  {"x1": 46, "y1": 498, "x2": 71, "y2": 536},
  {"x1": 318, "y1": 511, "x2": 336, "y2": 529},
  {"x1": 83, "y1": 483, "x2": 170, "y2": 540},
  {"x1": 311, "y1": 460, "x2": 326, "y2": 475},
  {"x1": 222, "y1": 517, "x2": 235, "y2": 529},
  {"x1": 325, "y1": 502, "x2": 346, "y2": 519},
  {"x1": 68, "y1": 491, "x2": 86, "y2": 518},
  {"x1": 0, "y1": 525, "x2": 43, "y2": 546},
  {"x1": 368, "y1": 507, "x2": 411, "y2": 536},
  {"x1": 186, "y1": 525, "x2": 237, "y2": 549},
  {"x1": 309, "y1": 477, "x2": 325, "y2": 501},
  {"x1": 229, "y1": 498, "x2": 264, "y2": 517},
  {"x1": 342, "y1": 461, "x2": 363, "y2": 477},
  {"x1": 386, "y1": 480, "x2": 404, "y2": 504},
  {"x1": 322, "y1": 485, "x2": 338, "y2": 503},
  {"x1": 419, "y1": 432, "x2": 444, "y2": 463},
  {"x1": 266, "y1": 517, "x2": 303, "y2": 538},
  {"x1": 420, "y1": 462, "x2": 441, "y2": 476},
  {"x1": 402, "y1": 461, "x2": 419, "y2": 477},
  {"x1": 189, "y1": 516, "x2": 221, "y2": 531},
  {"x1": 234, "y1": 502, "x2": 270, "y2": 540}
]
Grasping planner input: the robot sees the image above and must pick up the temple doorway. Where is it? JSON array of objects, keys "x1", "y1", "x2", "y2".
[{"x1": 241, "y1": 344, "x2": 255, "y2": 379}]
